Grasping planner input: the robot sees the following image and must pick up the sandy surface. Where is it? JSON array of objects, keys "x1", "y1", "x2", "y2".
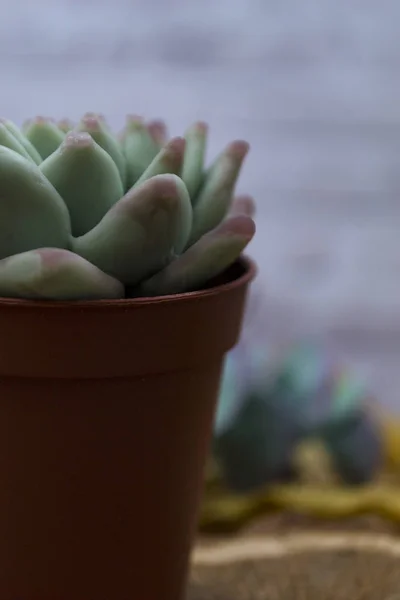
[{"x1": 189, "y1": 537, "x2": 400, "y2": 599}]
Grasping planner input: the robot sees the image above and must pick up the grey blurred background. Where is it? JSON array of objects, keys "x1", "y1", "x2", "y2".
[{"x1": 2, "y1": 0, "x2": 399, "y2": 409}]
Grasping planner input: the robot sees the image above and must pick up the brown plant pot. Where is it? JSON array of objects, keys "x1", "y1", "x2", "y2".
[{"x1": 0, "y1": 256, "x2": 256, "y2": 600}]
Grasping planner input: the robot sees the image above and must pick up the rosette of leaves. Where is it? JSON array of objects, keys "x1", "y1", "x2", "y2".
[
  {"x1": 0, "y1": 114, "x2": 255, "y2": 300},
  {"x1": 213, "y1": 341, "x2": 383, "y2": 492}
]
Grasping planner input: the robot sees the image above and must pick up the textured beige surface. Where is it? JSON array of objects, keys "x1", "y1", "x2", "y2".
[
  {"x1": 2, "y1": 0, "x2": 400, "y2": 408},
  {"x1": 193, "y1": 533, "x2": 400, "y2": 564},
  {"x1": 189, "y1": 536, "x2": 400, "y2": 599}
]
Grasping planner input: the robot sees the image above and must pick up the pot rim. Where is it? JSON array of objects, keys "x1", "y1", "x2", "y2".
[{"x1": 0, "y1": 255, "x2": 257, "y2": 311}]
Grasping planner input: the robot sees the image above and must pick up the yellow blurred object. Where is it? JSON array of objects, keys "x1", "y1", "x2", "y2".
[
  {"x1": 382, "y1": 417, "x2": 400, "y2": 469},
  {"x1": 292, "y1": 438, "x2": 340, "y2": 486},
  {"x1": 200, "y1": 416, "x2": 400, "y2": 532}
]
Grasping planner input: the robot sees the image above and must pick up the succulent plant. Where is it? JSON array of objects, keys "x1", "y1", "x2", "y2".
[
  {"x1": 213, "y1": 339, "x2": 384, "y2": 491},
  {"x1": 213, "y1": 341, "x2": 302, "y2": 492},
  {"x1": 320, "y1": 408, "x2": 383, "y2": 484},
  {"x1": 0, "y1": 114, "x2": 255, "y2": 300}
]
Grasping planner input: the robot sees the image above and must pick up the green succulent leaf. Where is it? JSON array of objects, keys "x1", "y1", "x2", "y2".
[
  {"x1": 0, "y1": 122, "x2": 37, "y2": 162},
  {"x1": 181, "y1": 121, "x2": 208, "y2": 198},
  {"x1": 133, "y1": 137, "x2": 185, "y2": 188},
  {"x1": 122, "y1": 116, "x2": 163, "y2": 188},
  {"x1": 0, "y1": 248, "x2": 124, "y2": 300},
  {"x1": 0, "y1": 146, "x2": 71, "y2": 259},
  {"x1": 21, "y1": 118, "x2": 32, "y2": 134},
  {"x1": 24, "y1": 117, "x2": 65, "y2": 159},
  {"x1": 57, "y1": 118, "x2": 75, "y2": 133},
  {"x1": 76, "y1": 113, "x2": 127, "y2": 187},
  {"x1": 73, "y1": 174, "x2": 192, "y2": 286},
  {"x1": 146, "y1": 119, "x2": 168, "y2": 148},
  {"x1": 228, "y1": 194, "x2": 256, "y2": 218},
  {"x1": 40, "y1": 132, "x2": 124, "y2": 237},
  {"x1": 135, "y1": 213, "x2": 255, "y2": 296},
  {"x1": 0, "y1": 119, "x2": 42, "y2": 164},
  {"x1": 189, "y1": 140, "x2": 249, "y2": 245}
]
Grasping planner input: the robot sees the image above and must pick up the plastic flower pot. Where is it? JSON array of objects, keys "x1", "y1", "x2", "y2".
[{"x1": 0, "y1": 256, "x2": 255, "y2": 600}]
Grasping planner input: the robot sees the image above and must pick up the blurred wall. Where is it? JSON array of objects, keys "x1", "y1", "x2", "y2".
[{"x1": 1, "y1": 0, "x2": 400, "y2": 408}]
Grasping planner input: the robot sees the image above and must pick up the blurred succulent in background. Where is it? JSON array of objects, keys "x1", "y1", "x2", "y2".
[
  {"x1": 213, "y1": 339, "x2": 384, "y2": 492},
  {"x1": 0, "y1": 114, "x2": 255, "y2": 300},
  {"x1": 213, "y1": 342, "x2": 301, "y2": 491}
]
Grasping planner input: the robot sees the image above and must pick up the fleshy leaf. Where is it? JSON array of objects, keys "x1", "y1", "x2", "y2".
[
  {"x1": 146, "y1": 119, "x2": 168, "y2": 147},
  {"x1": 123, "y1": 115, "x2": 163, "y2": 188},
  {"x1": 21, "y1": 118, "x2": 32, "y2": 134},
  {"x1": 73, "y1": 174, "x2": 192, "y2": 286},
  {"x1": 40, "y1": 132, "x2": 124, "y2": 236},
  {"x1": 321, "y1": 412, "x2": 383, "y2": 485},
  {"x1": 135, "y1": 214, "x2": 255, "y2": 296},
  {"x1": 181, "y1": 121, "x2": 208, "y2": 198},
  {"x1": 1, "y1": 119, "x2": 42, "y2": 164},
  {"x1": 214, "y1": 390, "x2": 301, "y2": 492},
  {"x1": 0, "y1": 147, "x2": 71, "y2": 259},
  {"x1": 189, "y1": 140, "x2": 249, "y2": 245},
  {"x1": 228, "y1": 194, "x2": 256, "y2": 218},
  {"x1": 0, "y1": 248, "x2": 124, "y2": 300},
  {"x1": 24, "y1": 117, "x2": 65, "y2": 159},
  {"x1": 0, "y1": 123, "x2": 36, "y2": 162},
  {"x1": 76, "y1": 113, "x2": 127, "y2": 187},
  {"x1": 58, "y1": 118, "x2": 75, "y2": 133},
  {"x1": 133, "y1": 137, "x2": 185, "y2": 188}
]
